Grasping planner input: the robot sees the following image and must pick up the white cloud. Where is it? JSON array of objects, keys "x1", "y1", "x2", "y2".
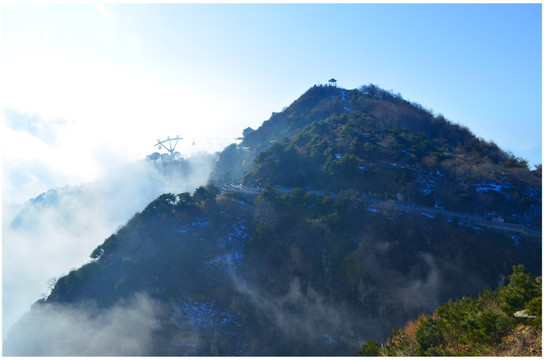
[
  {"x1": 1, "y1": 51, "x2": 221, "y2": 189},
  {"x1": 2, "y1": 153, "x2": 218, "y2": 336},
  {"x1": 93, "y1": 3, "x2": 111, "y2": 18},
  {"x1": 0, "y1": 21, "x2": 239, "y2": 335},
  {"x1": 3, "y1": 293, "x2": 159, "y2": 356}
]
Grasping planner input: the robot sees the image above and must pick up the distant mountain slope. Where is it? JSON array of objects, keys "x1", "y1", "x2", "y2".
[{"x1": 10, "y1": 152, "x2": 217, "y2": 232}]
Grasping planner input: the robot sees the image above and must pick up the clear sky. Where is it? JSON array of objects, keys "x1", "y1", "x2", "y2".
[{"x1": 1, "y1": 3, "x2": 542, "y2": 202}]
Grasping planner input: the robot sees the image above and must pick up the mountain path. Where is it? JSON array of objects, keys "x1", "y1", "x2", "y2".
[{"x1": 222, "y1": 183, "x2": 541, "y2": 239}]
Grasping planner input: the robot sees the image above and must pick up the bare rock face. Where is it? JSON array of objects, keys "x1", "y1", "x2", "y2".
[{"x1": 514, "y1": 309, "x2": 536, "y2": 319}]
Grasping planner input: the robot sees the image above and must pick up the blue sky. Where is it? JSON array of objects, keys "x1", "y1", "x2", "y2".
[{"x1": 1, "y1": 3, "x2": 542, "y2": 200}]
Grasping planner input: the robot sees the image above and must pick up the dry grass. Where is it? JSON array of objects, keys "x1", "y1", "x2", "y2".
[
  {"x1": 402, "y1": 318, "x2": 419, "y2": 338},
  {"x1": 485, "y1": 325, "x2": 542, "y2": 357}
]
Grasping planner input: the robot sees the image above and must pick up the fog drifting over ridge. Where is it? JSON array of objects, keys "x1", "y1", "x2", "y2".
[
  {"x1": 2, "y1": 151, "x2": 219, "y2": 336},
  {"x1": 3, "y1": 293, "x2": 159, "y2": 356}
]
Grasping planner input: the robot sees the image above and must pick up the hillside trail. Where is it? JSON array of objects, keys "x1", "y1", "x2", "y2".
[{"x1": 223, "y1": 183, "x2": 541, "y2": 239}]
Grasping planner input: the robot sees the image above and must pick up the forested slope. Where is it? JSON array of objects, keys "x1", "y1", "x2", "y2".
[{"x1": 4, "y1": 84, "x2": 541, "y2": 356}]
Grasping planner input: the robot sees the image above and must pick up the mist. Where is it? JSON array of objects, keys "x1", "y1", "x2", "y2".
[
  {"x1": 229, "y1": 259, "x2": 444, "y2": 354},
  {"x1": 232, "y1": 275, "x2": 372, "y2": 354},
  {"x1": 2, "y1": 151, "x2": 219, "y2": 336},
  {"x1": 2, "y1": 293, "x2": 159, "y2": 356}
]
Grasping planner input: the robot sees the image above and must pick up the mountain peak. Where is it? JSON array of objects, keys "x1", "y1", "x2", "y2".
[{"x1": 212, "y1": 84, "x2": 539, "y2": 223}]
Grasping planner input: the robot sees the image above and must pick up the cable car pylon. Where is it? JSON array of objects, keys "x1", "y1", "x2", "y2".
[
  {"x1": 154, "y1": 136, "x2": 182, "y2": 156},
  {"x1": 154, "y1": 135, "x2": 246, "y2": 154}
]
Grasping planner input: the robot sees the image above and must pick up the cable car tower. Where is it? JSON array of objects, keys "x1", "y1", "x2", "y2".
[{"x1": 154, "y1": 136, "x2": 182, "y2": 156}]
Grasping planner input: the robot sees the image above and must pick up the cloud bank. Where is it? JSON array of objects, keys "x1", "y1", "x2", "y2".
[
  {"x1": 2, "y1": 152, "x2": 218, "y2": 336},
  {"x1": 3, "y1": 293, "x2": 159, "y2": 356},
  {"x1": 3, "y1": 108, "x2": 66, "y2": 145}
]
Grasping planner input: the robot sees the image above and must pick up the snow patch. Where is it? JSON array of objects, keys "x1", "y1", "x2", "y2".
[
  {"x1": 209, "y1": 218, "x2": 249, "y2": 273},
  {"x1": 416, "y1": 171, "x2": 437, "y2": 195},
  {"x1": 206, "y1": 252, "x2": 243, "y2": 273},
  {"x1": 472, "y1": 182, "x2": 510, "y2": 194},
  {"x1": 191, "y1": 219, "x2": 209, "y2": 227},
  {"x1": 323, "y1": 333, "x2": 338, "y2": 345},
  {"x1": 173, "y1": 300, "x2": 216, "y2": 329},
  {"x1": 172, "y1": 300, "x2": 241, "y2": 330},
  {"x1": 510, "y1": 235, "x2": 521, "y2": 247}
]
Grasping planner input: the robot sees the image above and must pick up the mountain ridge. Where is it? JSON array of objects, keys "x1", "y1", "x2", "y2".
[
  {"x1": 3, "y1": 83, "x2": 541, "y2": 356},
  {"x1": 214, "y1": 84, "x2": 540, "y2": 226}
]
